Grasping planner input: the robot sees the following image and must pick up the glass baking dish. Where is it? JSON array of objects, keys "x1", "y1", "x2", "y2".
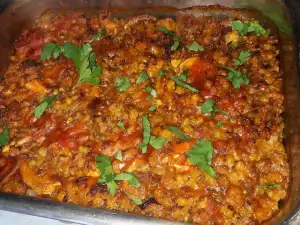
[{"x1": 0, "y1": 0, "x2": 299, "y2": 224}]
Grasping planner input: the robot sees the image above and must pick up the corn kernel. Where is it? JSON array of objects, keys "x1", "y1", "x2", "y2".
[
  {"x1": 28, "y1": 159, "x2": 37, "y2": 168},
  {"x1": 167, "y1": 80, "x2": 175, "y2": 91},
  {"x1": 79, "y1": 146, "x2": 89, "y2": 153},
  {"x1": 2, "y1": 145, "x2": 9, "y2": 153},
  {"x1": 66, "y1": 97, "x2": 72, "y2": 105},
  {"x1": 176, "y1": 198, "x2": 189, "y2": 206}
]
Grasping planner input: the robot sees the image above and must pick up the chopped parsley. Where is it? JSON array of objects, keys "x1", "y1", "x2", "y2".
[
  {"x1": 149, "y1": 136, "x2": 167, "y2": 150},
  {"x1": 116, "y1": 77, "x2": 130, "y2": 92},
  {"x1": 41, "y1": 43, "x2": 63, "y2": 60},
  {"x1": 136, "y1": 73, "x2": 148, "y2": 85},
  {"x1": 157, "y1": 26, "x2": 180, "y2": 51},
  {"x1": 93, "y1": 27, "x2": 106, "y2": 40},
  {"x1": 256, "y1": 184, "x2": 281, "y2": 189},
  {"x1": 0, "y1": 124, "x2": 9, "y2": 146},
  {"x1": 117, "y1": 122, "x2": 127, "y2": 132},
  {"x1": 41, "y1": 42, "x2": 102, "y2": 88},
  {"x1": 137, "y1": 115, "x2": 151, "y2": 153},
  {"x1": 172, "y1": 77, "x2": 199, "y2": 93},
  {"x1": 137, "y1": 115, "x2": 167, "y2": 152},
  {"x1": 164, "y1": 126, "x2": 190, "y2": 141},
  {"x1": 217, "y1": 122, "x2": 224, "y2": 128},
  {"x1": 95, "y1": 155, "x2": 140, "y2": 195},
  {"x1": 125, "y1": 192, "x2": 143, "y2": 205},
  {"x1": 115, "y1": 150, "x2": 122, "y2": 161},
  {"x1": 224, "y1": 67, "x2": 250, "y2": 89},
  {"x1": 158, "y1": 69, "x2": 165, "y2": 77},
  {"x1": 34, "y1": 93, "x2": 61, "y2": 119},
  {"x1": 145, "y1": 86, "x2": 158, "y2": 98},
  {"x1": 231, "y1": 20, "x2": 268, "y2": 36},
  {"x1": 186, "y1": 41, "x2": 204, "y2": 52},
  {"x1": 197, "y1": 99, "x2": 227, "y2": 117},
  {"x1": 235, "y1": 51, "x2": 251, "y2": 66},
  {"x1": 179, "y1": 71, "x2": 188, "y2": 82},
  {"x1": 186, "y1": 140, "x2": 215, "y2": 177},
  {"x1": 149, "y1": 105, "x2": 157, "y2": 111}
]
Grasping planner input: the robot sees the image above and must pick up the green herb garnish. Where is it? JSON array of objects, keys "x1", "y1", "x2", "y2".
[
  {"x1": 34, "y1": 93, "x2": 61, "y2": 119},
  {"x1": 235, "y1": 51, "x2": 251, "y2": 66},
  {"x1": 231, "y1": 20, "x2": 268, "y2": 36},
  {"x1": 172, "y1": 77, "x2": 198, "y2": 93},
  {"x1": 149, "y1": 105, "x2": 157, "y2": 111},
  {"x1": 125, "y1": 192, "x2": 143, "y2": 205},
  {"x1": 186, "y1": 140, "x2": 215, "y2": 177},
  {"x1": 41, "y1": 43, "x2": 63, "y2": 60},
  {"x1": 93, "y1": 27, "x2": 106, "y2": 41},
  {"x1": 149, "y1": 136, "x2": 167, "y2": 150},
  {"x1": 186, "y1": 41, "x2": 204, "y2": 52},
  {"x1": 116, "y1": 77, "x2": 130, "y2": 92},
  {"x1": 164, "y1": 126, "x2": 190, "y2": 141},
  {"x1": 137, "y1": 115, "x2": 166, "y2": 152},
  {"x1": 137, "y1": 115, "x2": 151, "y2": 153},
  {"x1": 136, "y1": 73, "x2": 148, "y2": 85},
  {"x1": 179, "y1": 71, "x2": 188, "y2": 82},
  {"x1": 145, "y1": 86, "x2": 158, "y2": 98},
  {"x1": 158, "y1": 26, "x2": 180, "y2": 51},
  {"x1": 257, "y1": 184, "x2": 281, "y2": 189},
  {"x1": 117, "y1": 122, "x2": 127, "y2": 132},
  {"x1": 197, "y1": 99, "x2": 227, "y2": 117},
  {"x1": 158, "y1": 69, "x2": 165, "y2": 77},
  {"x1": 95, "y1": 155, "x2": 140, "y2": 195},
  {"x1": 224, "y1": 67, "x2": 250, "y2": 89},
  {"x1": 41, "y1": 42, "x2": 102, "y2": 88},
  {"x1": 0, "y1": 124, "x2": 9, "y2": 146},
  {"x1": 217, "y1": 122, "x2": 224, "y2": 128}
]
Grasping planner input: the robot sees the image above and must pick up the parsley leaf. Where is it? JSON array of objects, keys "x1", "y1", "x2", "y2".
[
  {"x1": 93, "y1": 27, "x2": 106, "y2": 41},
  {"x1": 34, "y1": 93, "x2": 61, "y2": 119},
  {"x1": 179, "y1": 71, "x2": 188, "y2": 82},
  {"x1": 41, "y1": 43, "x2": 62, "y2": 60},
  {"x1": 62, "y1": 42, "x2": 102, "y2": 88},
  {"x1": 0, "y1": 124, "x2": 9, "y2": 146},
  {"x1": 117, "y1": 122, "x2": 127, "y2": 132},
  {"x1": 149, "y1": 105, "x2": 157, "y2": 111},
  {"x1": 149, "y1": 136, "x2": 167, "y2": 149},
  {"x1": 41, "y1": 42, "x2": 102, "y2": 88},
  {"x1": 224, "y1": 67, "x2": 250, "y2": 89},
  {"x1": 158, "y1": 26, "x2": 180, "y2": 51},
  {"x1": 125, "y1": 192, "x2": 143, "y2": 205},
  {"x1": 171, "y1": 36, "x2": 180, "y2": 51},
  {"x1": 257, "y1": 184, "x2": 281, "y2": 189},
  {"x1": 158, "y1": 69, "x2": 165, "y2": 77},
  {"x1": 164, "y1": 126, "x2": 190, "y2": 140},
  {"x1": 235, "y1": 51, "x2": 251, "y2": 66},
  {"x1": 217, "y1": 122, "x2": 224, "y2": 128},
  {"x1": 114, "y1": 172, "x2": 140, "y2": 187},
  {"x1": 95, "y1": 155, "x2": 117, "y2": 195},
  {"x1": 95, "y1": 156, "x2": 140, "y2": 195},
  {"x1": 197, "y1": 99, "x2": 227, "y2": 117},
  {"x1": 137, "y1": 115, "x2": 151, "y2": 153},
  {"x1": 145, "y1": 86, "x2": 158, "y2": 98},
  {"x1": 115, "y1": 150, "x2": 122, "y2": 161},
  {"x1": 186, "y1": 140, "x2": 215, "y2": 177},
  {"x1": 136, "y1": 73, "x2": 148, "y2": 85},
  {"x1": 186, "y1": 41, "x2": 204, "y2": 52},
  {"x1": 231, "y1": 20, "x2": 268, "y2": 36},
  {"x1": 116, "y1": 77, "x2": 130, "y2": 92},
  {"x1": 172, "y1": 77, "x2": 198, "y2": 93}
]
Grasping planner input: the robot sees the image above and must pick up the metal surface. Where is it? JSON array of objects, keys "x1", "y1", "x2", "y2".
[{"x1": 0, "y1": 0, "x2": 300, "y2": 224}]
